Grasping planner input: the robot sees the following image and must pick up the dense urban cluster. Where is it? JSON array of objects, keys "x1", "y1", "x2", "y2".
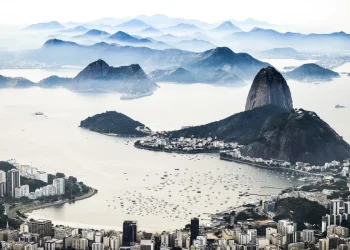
[
  {"x1": 136, "y1": 134, "x2": 240, "y2": 153},
  {"x1": 1, "y1": 172, "x2": 350, "y2": 250},
  {"x1": 221, "y1": 148, "x2": 350, "y2": 175},
  {"x1": 0, "y1": 162, "x2": 65, "y2": 200}
]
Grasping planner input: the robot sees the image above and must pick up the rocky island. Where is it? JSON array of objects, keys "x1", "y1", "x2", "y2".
[
  {"x1": 80, "y1": 111, "x2": 151, "y2": 137},
  {"x1": 284, "y1": 63, "x2": 340, "y2": 82},
  {"x1": 72, "y1": 59, "x2": 158, "y2": 97},
  {"x1": 135, "y1": 66, "x2": 350, "y2": 166}
]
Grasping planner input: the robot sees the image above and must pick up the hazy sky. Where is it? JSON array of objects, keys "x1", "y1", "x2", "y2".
[{"x1": 1, "y1": 0, "x2": 350, "y2": 32}]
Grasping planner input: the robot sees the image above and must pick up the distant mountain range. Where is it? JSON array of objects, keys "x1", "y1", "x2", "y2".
[
  {"x1": 171, "y1": 39, "x2": 216, "y2": 52},
  {"x1": 149, "y1": 68, "x2": 197, "y2": 83},
  {"x1": 138, "y1": 27, "x2": 163, "y2": 36},
  {"x1": 253, "y1": 47, "x2": 308, "y2": 60},
  {"x1": 211, "y1": 21, "x2": 241, "y2": 34},
  {"x1": 148, "y1": 67, "x2": 245, "y2": 86},
  {"x1": 114, "y1": 19, "x2": 151, "y2": 31},
  {"x1": 15, "y1": 40, "x2": 268, "y2": 79},
  {"x1": 133, "y1": 14, "x2": 212, "y2": 29},
  {"x1": 184, "y1": 47, "x2": 269, "y2": 79},
  {"x1": 224, "y1": 28, "x2": 350, "y2": 52},
  {"x1": 61, "y1": 25, "x2": 89, "y2": 33},
  {"x1": 24, "y1": 21, "x2": 65, "y2": 30},
  {"x1": 73, "y1": 29, "x2": 111, "y2": 39},
  {"x1": 108, "y1": 31, "x2": 152, "y2": 44},
  {"x1": 88, "y1": 15, "x2": 284, "y2": 31},
  {"x1": 0, "y1": 75, "x2": 34, "y2": 88},
  {"x1": 164, "y1": 23, "x2": 201, "y2": 35},
  {"x1": 0, "y1": 59, "x2": 158, "y2": 98}
]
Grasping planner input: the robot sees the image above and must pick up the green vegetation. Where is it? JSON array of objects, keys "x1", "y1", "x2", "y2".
[
  {"x1": 20, "y1": 177, "x2": 47, "y2": 192},
  {"x1": 0, "y1": 161, "x2": 90, "y2": 201},
  {"x1": 300, "y1": 179, "x2": 348, "y2": 192},
  {"x1": 0, "y1": 202, "x2": 21, "y2": 229},
  {"x1": 0, "y1": 161, "x2": 16, "y2": 172},
  {"x1": 235, "y1": 208, "x2": 268, "y2": 221},
  {"x1": 80, "y1": 111, "x2": 149, "y2": 137},
  {"x1": 273, "y1": 197, "x2": 328, "y2": 225},
  {"x1": 169, "y1": 103, "x2": 350, "y2": 165}
]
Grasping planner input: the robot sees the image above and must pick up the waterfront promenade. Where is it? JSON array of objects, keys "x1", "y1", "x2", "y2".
[{"x1": 7, "y1": 188, "x2": 97, "y2": 219}]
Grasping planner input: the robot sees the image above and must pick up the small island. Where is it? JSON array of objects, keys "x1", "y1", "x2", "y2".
[
  {"x1": 335, "y1": 104, "x2": 346, "y2": 109},
  {"x1": 284, "y1": 63, "x2": 340, "y2": 82},
  {"x1": 80, "y1": 111, "x2": 151, "y2": 137}
]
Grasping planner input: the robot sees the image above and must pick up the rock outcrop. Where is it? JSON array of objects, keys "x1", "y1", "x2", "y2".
[
  {"x1": 74, "y1": 59, "x2": 110, "y2": 83},
  {"x1": 245, "y1": 66, "x2": 293, "y2": 111}
]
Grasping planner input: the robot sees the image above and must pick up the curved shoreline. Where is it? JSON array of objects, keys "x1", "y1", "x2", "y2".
[
  {"x1": 220, "y1": 156, "x2": 322, "y2": 176},
  {"x1": 8, "y1": 188, "x2": 97, "y2": 218},
  {"x1": 134, "y1": 141, "x2": 220, "y2": 154}
]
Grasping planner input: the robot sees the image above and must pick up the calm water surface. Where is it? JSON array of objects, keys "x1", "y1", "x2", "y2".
[{"x1": 0, "y1": 59, "x2": 349, "y2": 230}]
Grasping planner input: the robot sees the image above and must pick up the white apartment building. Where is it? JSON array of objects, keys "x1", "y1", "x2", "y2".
[
  {"x1": 109, "y1": 235, "x2": 121, "y2": 250},
  {"x1": 0, "y1": 170, "x2": 6, "y2": 182},
  {"x1": 24, "y1": 242, "x2": 38, "y2": 250},
  {"x1": 53, "y1": 178, "x2": 65, "y2": 195},
  {"x1": 92, "y1": 243, "x2": 104, "y2": 250},
  {"x1": 15, "y1": 185, "x2": 30, "y2": 198}
]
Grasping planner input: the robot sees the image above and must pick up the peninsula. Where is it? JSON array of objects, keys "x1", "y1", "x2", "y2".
[
  {"x1": 0, "y1": 161, "x2": 97, "y2": 222},
  {"x1": 135, "y1": 66, "x2": 350, "y2": 167}
]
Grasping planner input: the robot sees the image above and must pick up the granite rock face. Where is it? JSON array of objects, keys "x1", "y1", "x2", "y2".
[
  {"x1": 74, "y1": 59, "x2": 110, "y2": 83},
  {"x1": 245, "y1": 66, "x2": 293, "y2": 111}
]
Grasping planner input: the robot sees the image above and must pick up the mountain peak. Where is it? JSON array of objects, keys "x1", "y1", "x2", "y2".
[
  {"x1": 245, "y1": 66, "x2": 293, "y2": 111},
  {"x1": 215, "y1": 21, "x2": 241, "y2": 32},
  {"x1": 85, "y1": 29, "x2": 110, "y2": 36},
  {"x1": 24, "y1": 21, "x2": 65, "y2": 30},
  {"x1": 74, "y1": 60, "x2": 110, "y2": 82},
  {"x1": 42, "y1": 39, "x2": 79, "y2": 48},
  {"x1": 205, "y1": 47, "x2": 235, "y2": 57},
  {"x1": 117, "y1": 19, "x2": 149, "y2": 27}
]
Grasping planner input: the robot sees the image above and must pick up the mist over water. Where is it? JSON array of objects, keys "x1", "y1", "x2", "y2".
[{"x1": 0, "y1": 59, "x2": 349, "y2": 230}]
